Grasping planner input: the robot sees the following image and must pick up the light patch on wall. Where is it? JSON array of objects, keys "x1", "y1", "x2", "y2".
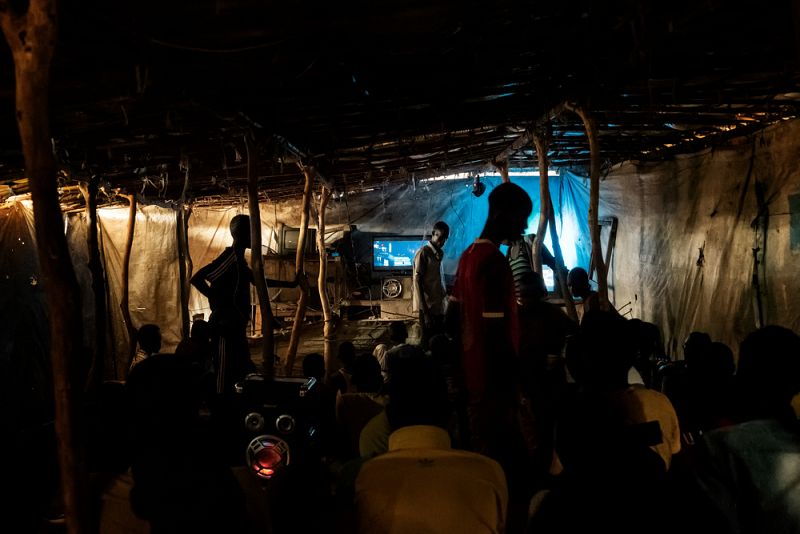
[{"x1": 524, "y1": 211, "x2": 582, "y2": 269}]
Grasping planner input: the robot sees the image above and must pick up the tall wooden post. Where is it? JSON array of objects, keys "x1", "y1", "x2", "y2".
[
  {"x1": 176, "y1": 169, "x2": 191, "y2": 341},
  {"x1": 80, "y1": 178, "x2": 108, "y2": 391},
  {"x1": 566, "y1": 102, "x2": 608, "y2": 309},
  {"x1": 532, "y1": 131, "x2": 549, "y2": 274},
  {"x1": 495, "y1": 159, "x2": 510, "y2": 183},
  {"x1": 533, "y1": 128, "x2": 578, "y2": 322},
  {"x1": 316, "y1": 187, "x2": 333, "y2": 374},
  {"x1": 185, "y1": 205, "x2": 194, "y2": 301},
  {"x1": 121, "y1": 194, "x2": 138, "y2": 376},
  {"x1": 284, "y1": 166, "x2": 314, "y2": 375},
  {"x1": 245, "y1": 135, "x2": 274, "y2": 378},
  {"x1": 1, "y1": 1, "x2": 89, "y2": 531}
]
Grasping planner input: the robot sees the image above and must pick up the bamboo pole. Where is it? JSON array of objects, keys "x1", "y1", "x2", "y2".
[
  {"x1": 1, "y1": 1, "x2": 90, "y2": 531},
  {"x1": 565, "y1": 102, "x2": 608, "y2": 309},
  {"x1": 284, "y1": 166, "x2": 314, "y2": 375},
  {"x1": 176, "y1": 169, "x2": 191, "y2": 341},
  {"x1": 495, "y1": 159, "x2": 510, "y2": 184},
  {"x1": 316, "y1": 187, "x2": 333, "y2": 374},
  {"x1": 79, "y1": 178, "x2": 108, "y2": 392},
  {"x1": 121, "y1": 194, "x2": 138, "y2": 376},
  {"x1": 533, "y1": 128, "x2": 578, "y2": 322},
  {"x1": 185, "y1": 205, "x2": 194, "y2": 299},
  {"x1": 531, "y1": 130, "x2": 549, "y2": 274},
  {"x1": 245, "y1": 135, "x2": 274, "y2": 379}
]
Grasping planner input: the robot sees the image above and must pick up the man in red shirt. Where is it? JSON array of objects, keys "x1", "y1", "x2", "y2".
[
  {"x1": 451, "y1": 182, "x2": 532, "y2": 456},
  {"x1": 450, "y1": 182, "x2": 533, "y2": 532}
]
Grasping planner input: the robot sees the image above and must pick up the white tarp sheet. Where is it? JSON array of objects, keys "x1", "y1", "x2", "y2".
[
  {"x1": 97, "y1": 204, "x2": 183, "y2": 368},
  {"x1": 6, "y1": 118, "x2": 800, "y2": 378},
  {"x1": 600, "y1": 119, "x2": 800, "y2": 358}
]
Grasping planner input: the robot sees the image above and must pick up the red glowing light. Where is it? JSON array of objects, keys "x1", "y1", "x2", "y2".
[
  {"x1": 255, "y1": 446, "x2": 283, "y2": 470},
  {"x1": 247, "y1": 435, "x2": 290, "y2": 480}
]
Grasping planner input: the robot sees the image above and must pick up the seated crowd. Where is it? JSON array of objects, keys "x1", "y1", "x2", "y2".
[
  {"x1": 18, "y1": 190, "x2": 800, "y2": 533},
  {"x1": 73, "y1": 302, "x2": 800, "y2": 534}
]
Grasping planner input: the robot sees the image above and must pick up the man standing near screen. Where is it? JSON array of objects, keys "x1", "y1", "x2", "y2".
[
  {"x1": 191, "y1": 214, "x2": 299, "y2": 395},
  {"x1": 413, "y1": 221, "x2": 449, "y2": 349}
]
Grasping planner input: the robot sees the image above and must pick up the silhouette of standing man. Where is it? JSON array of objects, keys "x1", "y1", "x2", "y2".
[
  {"x1": 191, "y1": 214, "x2": 297, "y2": 394},
  {"x1": 450, "y1": 182, "x2": 533, "y2": 533},
  {"x1": 451, "y1": 183, "x2": 531, "y2": 456}
]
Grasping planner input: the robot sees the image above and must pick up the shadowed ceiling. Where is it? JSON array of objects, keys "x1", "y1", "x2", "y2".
[{"x1": 2, "y1": 0, "x2": 799, "y2": 204}]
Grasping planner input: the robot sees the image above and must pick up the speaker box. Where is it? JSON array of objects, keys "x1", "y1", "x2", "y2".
[
  {"x1": 233, "y1": 375, "x2": 323, "y2": 472},
  {"x1": 380, "y1": 276, "x2": 413, "y2": 300},
  {"x1": 379, "y1": 276, "x2": 414, "y2": 319}
]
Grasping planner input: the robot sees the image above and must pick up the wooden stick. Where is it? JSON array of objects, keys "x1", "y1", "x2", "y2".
[
  {"x1": 245, "y1": 135, "x2": 274, "y2": 379},
  {"x1": 533, "y1": 128, "x2": 578, "y2": 322},
  {"x1": 565, "y1": 102, "x2": 608, "y2": 309},
  {"x1": 284, "y1": 166, "x2": 314, "y2": 375},
  {"x1": 531, "y1": 130, "x2": 549, "y2": 274},
  {"x1": 316, "y1": 187, "x2": 333, "y2": 375},
  {"x1": 176, "y1": 169, "x2": 191, "y2": 341},
  {"x1": 185, "y1": 205, "x2": 194, "y2": 298},
  {"x1": 79, "y1": 178, "x2": 107, "y2": 392},
  {"x1": 486, "y1": 103, "x2": 567, "y2": 172},
  {"x1": 121, "y1": 194, "x2": 137, "y2": 375},
  {"x1": 495, "y1": 159, "x2": 510, "y2": 183},
  {"x1": 1, "y1": 1, "x2": 90, "y2": 532}
]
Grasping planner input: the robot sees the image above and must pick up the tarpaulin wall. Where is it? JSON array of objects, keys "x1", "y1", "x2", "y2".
[
  {"x1": 96, "y1": 204, "x2": 183, "y2": 371},
  {"x1": 599, "y1": 118, "x2": 800, "y2": 358},
  {"x1": 285, "y1": 173, "x2": 593, "y2": 278},
  {"x1": 0, "y1": 201, "x2": 52, "y2": 429},
  {"x1": 1, "y1": 169, "x2": 594, "y2": 383}
]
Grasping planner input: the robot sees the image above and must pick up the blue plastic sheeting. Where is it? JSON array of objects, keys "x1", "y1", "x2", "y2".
[{"x1": 432, "y1": 171, "x2": 592, "y2": 277}]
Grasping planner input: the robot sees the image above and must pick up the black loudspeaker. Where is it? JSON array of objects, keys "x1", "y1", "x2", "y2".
[
  {"x1": 234, "y1": 375, "x2": 321, "y2": 481},
  {"x1": 380, "y1": 276, "x2": 413, "y2": 300},
  {"x1": 234, "y1": 375, "x2": 330, "y2": 533}
]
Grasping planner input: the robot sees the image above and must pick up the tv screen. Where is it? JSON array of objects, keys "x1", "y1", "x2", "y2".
[
  {"x1": 283, "y1": 227, "x2": 316, "y2": 255},
  {"x1": 373, "y1": 236, "x2": 425, "y2": 270}
]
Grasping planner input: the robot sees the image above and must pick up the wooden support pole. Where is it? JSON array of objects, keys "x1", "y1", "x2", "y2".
[
  {"x1": 245, "y1": 135, "x2": 274, "y2": 379},
  {"x1": 484, "y1": 103, "x2": 567, "y2": 174},
  {"x1": 316, "y1": 187, "x2": 333, "y2": 374},
  {"x1": 284, "y1": 166, "x2": 314, "y2": 375},
  {"x1": 121, "y1": 194, "x2": 137, "y2": 376},
  {"x1": 493, "y1": 132, "x2": 532, "y2": 166},
  {"x1": 495, "y1": 159, "x2": 510, "y2": 183},
  {"x1": 176, "y1": 169, "x2": 191, "y2": 341},
  {"x1": 185, "y1": 205, "x2": 194, "y2": 299},
  {"x1": 565, "y1": 102, "x2": 609, "y2": 309},
  {"x1": 79, "y1": 178, "x2": 108, "y2": 391},
  {"x1": 1, "y1": 1, "x2": 90, "y2": 532},
  {"x1": 532, "y1": 129, "x2": 578, "y2": 322},
  {"x1": 531, "y1": 131, "x2": 549, "y2": 275}
]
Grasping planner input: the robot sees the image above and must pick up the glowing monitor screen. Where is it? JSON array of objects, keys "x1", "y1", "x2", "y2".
[{"x1": 372, "y1": 237, "x2": 425, "y2": 270}]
